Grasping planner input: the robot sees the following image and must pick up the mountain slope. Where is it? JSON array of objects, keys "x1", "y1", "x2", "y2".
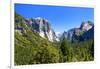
[{"x1": 15, "y1": 13, "x2": 60, "y2": 65}]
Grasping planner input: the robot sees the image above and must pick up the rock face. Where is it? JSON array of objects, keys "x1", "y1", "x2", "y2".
[
  {"x1": 82, "y1": 26, "x2": 94, "y2": 40},
  {"x1": 28, "y1": 17, "x2": 58, "y2": 42},
  {"x1": 15, "y1": 13, "x2": 58, "y2": 42},
  {"x1": 80, "y1": 21, "x2": 93, "y2": 31},
  {"x1": 60, "y1": 21, "x2": 94, "y2": 42}
]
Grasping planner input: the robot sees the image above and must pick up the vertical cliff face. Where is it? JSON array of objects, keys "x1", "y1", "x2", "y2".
[
  {"x1": 80, "y1": 21, "x2": 93, "y2": 31},
  {"x1": 28, "y1": 17, "x2": 57, "y2": 42}
]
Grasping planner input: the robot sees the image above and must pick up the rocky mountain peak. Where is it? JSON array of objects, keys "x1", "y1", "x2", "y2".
[
  {"x1": 27, "y1": 17, "x2": 57, "y2": 42},
  {"x1": 80, "y1": 21, "x2": 93, "y2": 31}
]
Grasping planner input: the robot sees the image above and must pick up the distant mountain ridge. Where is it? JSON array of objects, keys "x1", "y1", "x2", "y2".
[{"x1": 60, "y1": 21, "x2": 94, "y2": 43}]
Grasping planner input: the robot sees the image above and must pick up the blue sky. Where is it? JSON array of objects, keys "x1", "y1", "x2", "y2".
[{"x1": 15, "y1": 3, "x2": 94, "y2": 33}]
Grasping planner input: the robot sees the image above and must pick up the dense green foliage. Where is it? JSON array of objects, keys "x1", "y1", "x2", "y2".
[
  {"x1": 59, "y1": 37, "x2": 94, "y2": 62},
  {"x1": 14, "y1": 13, "x2": 94, "y2": 65}
]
